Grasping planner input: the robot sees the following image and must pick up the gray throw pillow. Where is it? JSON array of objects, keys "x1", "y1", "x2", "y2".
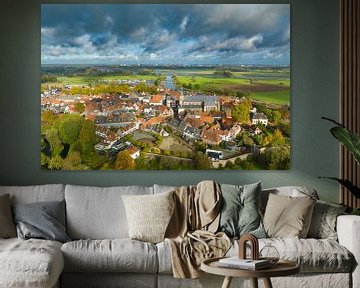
[
  {"x1": 218, "y1": 182, "x2": 266, "y2": 238},
  {"x1": 307, "y1": 200, "x2": 347, "y2": 240},
  {"x1": 12, "y1": 200, "x2": 70, "y2": 243},
  {"x1": 0, "y1": 194, "x2": 16, "y2": 238}
]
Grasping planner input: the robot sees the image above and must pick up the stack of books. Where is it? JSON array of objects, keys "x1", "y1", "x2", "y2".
[{"x1": 218, "y1": 257, "x2": 271, "y2": 270}]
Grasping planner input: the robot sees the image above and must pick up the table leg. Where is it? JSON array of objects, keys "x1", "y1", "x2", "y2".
[
  {"x1": 221, "y1": 276, "x2": 233, "y2": 288},
  {"x1": 263, "y1": 277, "x2": 273, "y2": 288},
  {"x1": 251, "y1": 278, "x2": 258, "y2": 288}
]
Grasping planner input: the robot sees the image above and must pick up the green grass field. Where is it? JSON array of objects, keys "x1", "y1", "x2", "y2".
[
  {"x1": 43, "y1": 66, "x2": 290, "y2": 105},
  {"x1": 57, "y1": 74, "x2": 158, "y2": 85},
  {"x1": 249, "y1": 89, "x2": 290, "y2": 105}
]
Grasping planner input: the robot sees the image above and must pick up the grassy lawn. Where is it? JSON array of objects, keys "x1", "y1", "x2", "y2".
[
  {"x1": 249, "y1": 89, "x2": 290, "y2": 105},
  {"x1": 176, "y1": 75, "x2": 250, "y2": 86}
]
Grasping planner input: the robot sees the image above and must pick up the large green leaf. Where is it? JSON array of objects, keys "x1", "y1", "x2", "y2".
[
  {"x1": 318, "y1": 177, "x2": 360, "y2": 199},
  {"x1": 323, "y1": 117, "x2": 360, "y2": 165}
]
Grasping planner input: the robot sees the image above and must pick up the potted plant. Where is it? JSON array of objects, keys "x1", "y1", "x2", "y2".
[{"x1": 320, "y1": 117, "x2": 360, "y2": 215}]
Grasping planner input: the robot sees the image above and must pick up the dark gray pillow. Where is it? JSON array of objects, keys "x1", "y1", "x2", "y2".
[
  {"x1": 12, "y1": 200, "x2": 70, "y2": 243},
  {"x1": 218, "y1": 182, "x2": 266, "y2": 238}
]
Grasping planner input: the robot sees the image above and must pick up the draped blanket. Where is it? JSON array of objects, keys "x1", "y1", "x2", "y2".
[{"x1": 165, "y1": 181, "x2": 231, "y2": 278}]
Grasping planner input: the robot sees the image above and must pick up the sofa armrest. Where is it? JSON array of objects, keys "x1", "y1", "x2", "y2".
[{"x1": 337, "y1": 215, "x2": 360, "y2": 288}]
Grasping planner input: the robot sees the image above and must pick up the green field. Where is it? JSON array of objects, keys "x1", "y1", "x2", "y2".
[
  {"x1": 57, "y1": 74, "x2": 159, "y2": 85},
  {"x1": 249, "y1": 89, "x2": 290, "y2": 105},
  {"x1": 42, "y1": 65, "x2": 290, "y2": 105}
]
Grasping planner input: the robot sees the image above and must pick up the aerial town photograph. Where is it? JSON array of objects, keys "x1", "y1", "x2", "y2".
[{"x1": 41, "y1": 4, "x2": 290, "y2": 170}]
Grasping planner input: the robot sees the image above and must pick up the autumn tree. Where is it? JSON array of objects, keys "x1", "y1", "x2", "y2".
[
  {"x1": 48, "y1": 156, "x2": 64, "y2": 170},
  {"x1": 58, "y1": 114, "x2": 83, "y2": 145},
  {"x1": 79, "y1": 120, "x2": 98, "y2": 153},
  {"x1": 264, "y1": 146, "x2": 290, "y2": 170},
  {"x1": 194, "y1": 152, "x2": 212, "y2": 170},
  {"x1": 115, "y1": 150, "x2": 135, "y2": 170},
  {"x1": 74, "y1": 102, "x2": 86, "y2": 113},
  {"x1": 231, "y1": 99, "x2": 252, "y2": 123},
  {"x1": 46, "y1": 128, "x2": 63, "y2": 157}
]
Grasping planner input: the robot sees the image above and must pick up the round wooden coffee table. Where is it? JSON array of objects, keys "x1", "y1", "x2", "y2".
[{"x1": 201, "y1": 257, "x2": 300, "y2": 288}]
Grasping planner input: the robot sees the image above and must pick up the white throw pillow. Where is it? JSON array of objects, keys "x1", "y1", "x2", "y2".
[{"x1": 122, "y1": 191, "x2": 175, "y2": 243}]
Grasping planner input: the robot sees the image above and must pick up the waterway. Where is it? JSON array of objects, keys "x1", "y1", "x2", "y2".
[{"x1": 165, "y1": 74, "x2": 176, "y2": 90}]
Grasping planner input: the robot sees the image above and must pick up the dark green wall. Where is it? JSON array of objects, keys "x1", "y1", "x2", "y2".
[{"x1": 0, "y1": 0, "x2": 340, "y2": 202}]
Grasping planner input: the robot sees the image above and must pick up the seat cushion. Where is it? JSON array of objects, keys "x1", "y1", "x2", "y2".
[
  {"x1": 157, "y1": 238, "x2": 354, "y2": 274},
  {"x1": 0, "y1": 238, "x2": 64, "y2": 288},
  {"x1": 228, "y1": 238, "x2": 354, "y2": 273},
  {"x1": 65, "y1": 185, "x2": 153, "y2": 239},
  {"x1": 62, "y1": 239, "x2": 158, "y2": 273}
]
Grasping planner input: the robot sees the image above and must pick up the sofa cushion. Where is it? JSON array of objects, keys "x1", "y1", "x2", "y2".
[
  {"x1": 218, "y1": 182, "x2": 266, "y2": 238},
  {"x1": 232, "y1": 238, "x2": 353, "y2": 273},
  {"x1": 122, "y1": 191, "x2": 175, "y2": 243},
  {"x1": 158, "y1": 237, "x2": 353, "y2": 274},
  {"x1": 65, "y1": 185, "x2": 153, "y2": 239},
  {"x1": 12, "y1": 200, "x2": 70, "y2": 243},
  {"x1": 0, "y1": 184, "x2": 65, "y2": 204},
  {"x1": 0, "y1": 238, "x2": 64, "y2": 288},
  {"x1": 307, "y1": 200, "x2": 347, "y2": 240},
  {"x1": 261, "y1": 186, "x2": 319, "y2": 213},
  {"x1": 0, "y1": 194, "x2": 16, "y2": 238},
  {"x1": 61, "y1": 239, "x2": 158, "y2": 273},
  {"x1": 263, "y1": 194, "x2": 316, "y2": 238}
]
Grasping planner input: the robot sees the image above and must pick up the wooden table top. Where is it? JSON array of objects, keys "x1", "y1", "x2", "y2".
[{"x1": 201, "y1": 257, "x2": 300, "y2": 278}]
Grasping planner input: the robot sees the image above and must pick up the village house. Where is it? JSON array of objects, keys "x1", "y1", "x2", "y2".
[
  {"x1": 149, "y1": 94, "x2": 163, "y2": 106},
  {"x1": 182, "y1": 126, "x2": 202, "y2": 141},
  {"x1": 251, "y1": 112, "x2": 268, "y2": 126},
  {"x1": 125, "y1": 146, "x2": 140, "y2": 160},
  {"x1": 180, "y1": 95, "x2": 219, "y2": 112},
  {"x1": 117, "y1": 124, "x2": 138, "y2": 138},
  {"x1": 94, "y1": 112, "x2": 136, "y2": 127},
  {"x1": 141, "y1": 116, "x2": 166, "y2": 129}
]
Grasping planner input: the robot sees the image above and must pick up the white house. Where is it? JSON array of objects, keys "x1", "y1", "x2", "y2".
[{"x1": 251, "y1": 112, "x2": 268, "y2": 126}]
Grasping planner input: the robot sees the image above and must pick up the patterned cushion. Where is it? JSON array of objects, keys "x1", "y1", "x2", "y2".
[{"x1": 307, "y1": 200, "x2": 347, "y2": 240}]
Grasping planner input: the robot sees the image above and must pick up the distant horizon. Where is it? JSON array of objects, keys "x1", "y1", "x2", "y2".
[
  {"x1": 41, "y1": 63, "x2": 290, "y2": 67},
  {"x1": 41, "y1": 4, "x2": 290, "y2": 66}
]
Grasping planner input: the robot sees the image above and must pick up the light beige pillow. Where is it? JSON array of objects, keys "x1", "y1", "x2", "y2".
[
  {"x1": 263, "y1": 193, "x2": 316, "y2": 238},
  {"x1": 122, "y1": 191, "x2": 175, "y2": 243},
  {"x1": 0, "y1": 194, "x2": 17, "y2": 238}
]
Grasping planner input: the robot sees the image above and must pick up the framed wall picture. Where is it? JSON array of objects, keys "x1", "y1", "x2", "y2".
[{"x1": 41, "y1": 4, "x2": 290, "y2": 170}]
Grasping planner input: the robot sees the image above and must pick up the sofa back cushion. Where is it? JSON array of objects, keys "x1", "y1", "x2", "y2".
[
  {"x1": 65, "y1": 185, "x2": 153, "y2": 239},
  {"x1": 0, "y1": 184, "x2": 65, "y2": 204},
  {"x1": 0, "y1": 194, "x2": 17, "y2": 238},
  {"x1": 261, "y1": 186, "x2": 319, "y2": 213}
]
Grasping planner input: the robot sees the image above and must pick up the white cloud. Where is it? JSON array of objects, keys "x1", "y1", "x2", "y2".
[
  {"x1": 104, "y1": 15, "x2": 114, "y2": 29},
  {"x1": 180, "y1": 16, "x2": 189, "y2": 32},
  {"x1": 41, "y1": 27, "x2": 56, "y2": 38}
]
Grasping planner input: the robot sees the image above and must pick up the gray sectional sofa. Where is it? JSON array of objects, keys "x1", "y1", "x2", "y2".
[{"x1": 0, "y1": 184, "x2": 359, "y2": 288}]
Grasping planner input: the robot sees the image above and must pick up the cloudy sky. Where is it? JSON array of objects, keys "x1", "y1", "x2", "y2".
[{"x1": 41, "y1": 4, "x2": 290, "y2": 66}]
